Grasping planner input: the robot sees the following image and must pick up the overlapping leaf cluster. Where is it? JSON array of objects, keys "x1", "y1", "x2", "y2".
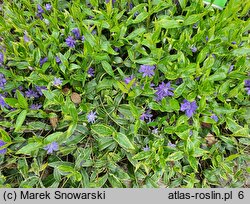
[{"x1": 0, "y1": 0, "x2": 249, "y2": 187}]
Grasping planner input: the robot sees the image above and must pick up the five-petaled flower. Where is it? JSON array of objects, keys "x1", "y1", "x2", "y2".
[
  {"x1": 40, "y1": 57, "x2": 48, "y2": 67},
  {"x1": 53, "y1": 77, "x2": 63, "y2": 86},
  {"x1": 44, "y1": 142, "x2": 59, "y2": 154},
  {"x1": 0, "y1": 73, "x2": 6, "y2": 90},
  {"x1": 45, "y1": 3, "x2": 52, "y2": 11},
  {"x1": 65, "y1": 36, "x2": 76, "y2": 48},
  {"x1": 139, "y1": 65, "x2": 155, "y2": 77},
  {"x1": 0, "y1": 94, "x2": 8, "y2": 108},
  {"x1": 0, "y1": 140, "x2": 7, "y2": 154},
  {"x1": 72, "y1": 28, "x2": 81, "y2": 39},
  {"x1": 87, "y1": 111, "x2": 97, "y2": 123},
  {"x1": 87, "y1": 67, "x2": 95, "y2": 77},
  {"x1": 124, "y1": 75, "x2": 134, "y2": 84},
  {"x1": 180, "y1": 99, "x2": 198, "y2": 118},
  {"x1": 155, "y1": 82, "x2": 174, "y2": 101},
  {"x1": 140, "y1": 110, "x2": 153, "y2": 122},
  {"x1": 211, "y1": 114, "x2": 218, "y2": 122},
  {"x1": 245, "y1": 79, "x2": 250, "y2": 95}
]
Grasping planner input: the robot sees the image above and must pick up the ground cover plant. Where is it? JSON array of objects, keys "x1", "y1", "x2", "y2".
[{"x1": 0, "y1": 0, "x2": 249, "y2": 188}]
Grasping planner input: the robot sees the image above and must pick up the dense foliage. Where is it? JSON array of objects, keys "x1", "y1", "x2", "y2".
[{"x1": 0, "y1": 0, "x2": 249, "y2": 188}]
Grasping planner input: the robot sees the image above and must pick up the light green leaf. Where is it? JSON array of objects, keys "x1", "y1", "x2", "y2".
[
  {"x1": 101, "y1": 61, "x2": 115, "y2": 77},
  {"x1": 113, "y1": 133, "x2": 135, "y2": 151},
  {"x1": 14, "y1": 110, "x2": 27, "y2": 132},
  {"x1": 92, "y1": 124, "x2": 116, "y2": 136}
]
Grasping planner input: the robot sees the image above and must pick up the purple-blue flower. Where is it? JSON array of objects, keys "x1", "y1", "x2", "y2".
[
  {"x1": 0, "y1": 73, "x2": 6, "y2": 90},
  {"x1": 155, "y1": 82, "x2": 174, "y2": 101},
  {"x1": 55, "y1": 56, "x2": 61, "y2": 64},
  {"x1": 0, "y1": 52, "x2": 4, "y2": 65},
  {"x1": 44, "y1": 142, "x2": 59, "y2": 154},
  {"x1": 152, "y1": 127, "x2": 158, "y2": 134},
  {"x1": 87, "y1": 67, "x2": 95, "y2": 77},
  {"x1": 35, "y1": 86, "x2": 47, "y2": 96},
  {"x1": 180, "y1": 99, "x2": 198, "y2": 118},
  {"x1": 245, "y1": 80, "x2": 250, "y2": 87},
  {"x1": 87, "y1": 111, "x2": 97, "y2": 123},
  {"x1": 24, "y1": 34, "x2": 30, "y2": 42},
  {"x1": 143, "y1": 145, "x2": 150, "y2": 152},
  {"x1": 191, "y1": 46, "x2": 198, "y2": 53},
  {"x1": 0, "y1": 94, "x2": 8, "y2": 108},
  {"x1": 81, "y1": 35, "x2": 85, "y2": 42},
  {"x1": 124, "y1": 75, "x2": 134, "y2": 84},
  {"x1": 30, "y1": 104, "x2": 42, "y2": 110},
  {"x1": 140, "y1": 110, "x2": 153, "y2": 122},
  {"x1": 211, "y1": 114, "x2": 218, "y2": 122},
  {"x1": 53, "y1": 77, "x2": 62, "y2": 86},
  {"x1": 0, "y1": 140, "x2": 7, "y2": 154},
  {"x1": 228, "y1": 65, "x2": 234, "y2": 73},
  {"x1": 106, "y1": 0, "x2": 116, "y2": 3},
  {"x1": 40, "y1": 57, "x2": 48, "y2": 67},
  {"x1": 25, "y1": 89, "x2": 39, "y2": 98},
  {"x1": 65, "y1": 36, "x2": 76, "y2": 48},
  {"x1": 72, "y1": 28, "x2": 81, "y2": 39},
  {"x1": 45, "y1": 3, "x2": 52, "y2": 11},
  {"x1": 139, "y1": 65, "x2": 155, "y2": 77},
  {"x1": 168, "y1": 142, "x2": 176, "y2": 148},
  {"x1": 245, "y1": 80, "x2": 250, "y2": 95},
  {"x1": 231, "y1": 41, "x2": 236, "y2": 45},
  {"x1": 37, "y1": 4, "x2": 44, "y2": 19}
]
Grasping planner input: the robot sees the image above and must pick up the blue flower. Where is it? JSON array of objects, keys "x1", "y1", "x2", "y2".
[
  {"x1": 211, "y1": 114, "x2": 218, "y2": 122},
  {"x1": 53, "y1": 77, "x2": 63, "y2": 86},
  {"x1": 25, "y1": 89, "x2": 39, "y2": 98},
  {"x1": 180, "y1": 99, "x2": 198, "y2": 118},
  {"x1": 55, "y1": 56, "x2": 61, "y2": 64},
  {"x1": 140, "y1": 110, "x2": 153, "y2": 122},
  {"x1": 139, "y1": 65, "x2": 155, "y2": 77},
  {"x1": 155, "y1": 82, "x2": 174, "y2": 101},
  {"x1": 87, "y1": 111, "x2": 97, "y2": 123},
  {"x1": 124, "y1": 75, "x2": 134, "y2": 84},
  {"x1": 35, "y1": 86, "x2": 47, "y2": 96},
  {"x1": 44, "y1": 142, "x2": 59, "y2": 154},
  {"x1": 0, "y1": 52, "x2": 4, "y2": 65},
  {"x1": 87, "y1": 67, "x2": 95, "y2": 77},
  {"x1": 168, "y1": 142, "x2": 176, "y2": 148},
  {"x1": 0, "y1": 94, "x2": 8, "y2": 108},
  {"x1": 0, "y1": 140, "x2": 7, "y2": 154},
  {"x1": 40, "y1": 57, "x2": 48, "y2": 67},
  {"x1": 65, "y1": 36, "x2": 76, "y2": 48},
  {"x1": 45, "y1": 3, "x2": 52, "y2": 11},
  {"x1": 30, "y1": 104, "x2": 42, "y2": 110},
  {"x1": 0, "y1": 73, "x2": 6, "y2": 90},
  {"x1": 72, "y1": 28, "x2": 81, "y2": 39},
  {"x1": 143, "y1": 145, "x2": 150, "y2": 152}
]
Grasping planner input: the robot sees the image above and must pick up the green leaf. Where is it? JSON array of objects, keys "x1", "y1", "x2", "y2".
[
  {"x1": 156, "y1": 19, "x2": 182, "y2": 29},
  {"x1": 232, "y1": 48, "x2": 250, "y2": 56},
  {"x1": 16, "y1": 142, "x2": 42, "y2": 155},
  {"x1": 166, "y1": 151, "x2": 184, "y2": 161},
  {"x1": 188, "y1": 156, "x2": 198, "y2": 172},
  {"x1": 16, "y1": 90, "x2": 28, "y2": 109},
  {"x1": 92, "y1": 124, "x2": 116, "y2": 136},
  {"x1": 183, "y1": 13, "x2": 206, "y2": 26},
  {"x1": 169, "y1": 98, "x2": 180, "y2": 111},
  {"x1": 14, "y1": 110, "x2": 27, "y2": 132},
  {"x1": 126, "y1": 28, "x2": 145, "y2": 40},
  {"x1": 101, "y1": 61, "x2": 115, "y2": 77},
  {"x1": 132, "y1": 151, "x2": 151, "y2": 160},
  {"x1": 134, "y1": 57, "x2": 156, "y2": 65},
  {"x1": 113, "y1": 133, "x2": 135, "y2": 152},
  {"x1": 0, "y1": 128, "x2": 11, "y2": 142},
  {"x1": 44, "y1": 132, "x2": 64, "y2": 144}
]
